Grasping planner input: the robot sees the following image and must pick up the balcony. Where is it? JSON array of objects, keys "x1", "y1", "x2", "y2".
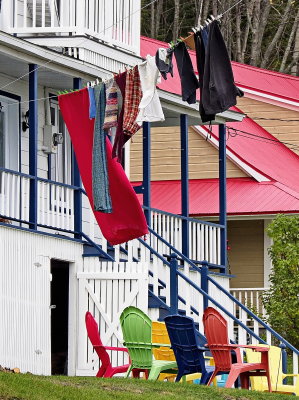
[
  {"x1": 0, "y1": 0, "x2": 141, "y2": 57},
  {"x1": 0, "y1": 167, "x2": 226, "y2": 271}
]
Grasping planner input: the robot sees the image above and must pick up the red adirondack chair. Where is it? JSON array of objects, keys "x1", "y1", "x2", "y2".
[
  {"x1": 85, "y1": 311, "x2": 148, "y2": 378},
  {"x1": 202, "y1": 307, "x2": 272, "y2": 391}
]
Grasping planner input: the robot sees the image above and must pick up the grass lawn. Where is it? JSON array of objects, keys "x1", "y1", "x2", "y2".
[{"x1": 0, "y1": 373, "x2": 295, "y2": 400}]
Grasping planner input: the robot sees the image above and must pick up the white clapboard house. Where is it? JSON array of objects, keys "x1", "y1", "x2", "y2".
[{"x1": 0, "y1": 0, "x2": 298, "y2": 378}]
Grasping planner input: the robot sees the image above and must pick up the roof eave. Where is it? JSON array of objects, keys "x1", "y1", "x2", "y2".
[{"x1": 155, "y1": 89, "x2": 246, "y2": 127}]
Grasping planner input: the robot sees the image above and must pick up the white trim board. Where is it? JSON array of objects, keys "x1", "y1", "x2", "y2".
[
  {"x1": 238, "y1": 87, "x2": 299, "y2": 112},
  {"x1": 193, "y1": 125, "x2": 270, "y2": 182}
]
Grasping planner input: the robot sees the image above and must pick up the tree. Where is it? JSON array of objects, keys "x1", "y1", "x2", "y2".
[
  {"x1": 141, "y1": 0, "x2": 299, "y2": 75},
  {"x1": 262, "y1": 214, "x2": 299, "y2": 349}
]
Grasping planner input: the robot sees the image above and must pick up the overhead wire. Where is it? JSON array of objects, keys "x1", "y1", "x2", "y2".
[
  {"x1": 218, "y1": 0, "x2": 244, "y2": 18},
  {"x1": 227, "y1": 126, "x2": 299, "y2": 151},
  {"x1": 1, "y1": 0, "x2": 245, "y2": 92},
  {"x1": 0, "y1": 0, "x2": 158, "y2": 92},
  {"x1": 250, "y1": 117, "x2": 299, "y2": 122}
]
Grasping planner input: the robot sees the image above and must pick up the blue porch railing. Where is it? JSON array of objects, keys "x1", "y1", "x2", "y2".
[
  {"x1": 137, "y1": 227, "x2": 299, "y2": 379},
  {"x1": 1, "y1": 166, "x2": 299, "y2": 377}
]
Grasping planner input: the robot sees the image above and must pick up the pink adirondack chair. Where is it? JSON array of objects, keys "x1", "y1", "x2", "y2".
[
  {"x1": 85, "y1": 311, "x2": 148, "y2": 378},
  {"x1": 202, "y1": 307, "x2": 272, "y2": 391}
]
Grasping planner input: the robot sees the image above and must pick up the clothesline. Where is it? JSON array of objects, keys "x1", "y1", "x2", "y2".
[{"x1": 1, "y1": 0, "x2": 245, "y2": 93}]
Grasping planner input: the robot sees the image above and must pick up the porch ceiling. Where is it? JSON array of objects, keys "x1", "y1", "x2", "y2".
[{"x1": 0, "y1": 51, "x2": 84, "y2": 90}]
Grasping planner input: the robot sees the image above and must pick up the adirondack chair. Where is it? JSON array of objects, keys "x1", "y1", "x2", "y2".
[
  {"x1": 152, "y1": 321, "x2": 177, "y2": 382},
  {"x1": 120, "y1": 306, "x2": 178, "y2": 380},
  {"x1": 152, "y1": 320, "x2": 202, "y2": 383},
  {"x1": 246, "y1": 345, "x2": 299, "y2": 395},
  {"x1": 85, "y1": 311, "x2": 148, "y2": 378},
  {"x1": 203, "y1": 307, "x2": 272, "y2": 391},
  {"x1": 164, "y1": 314, "x2": 215, "y2": 384}
]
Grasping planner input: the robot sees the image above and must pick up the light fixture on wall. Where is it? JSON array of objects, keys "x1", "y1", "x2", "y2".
[{"x1": 22, "y1": 110, "x2": 29, "y2": 132}]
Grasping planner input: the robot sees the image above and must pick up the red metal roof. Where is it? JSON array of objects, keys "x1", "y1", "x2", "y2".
[
  {"x1": 140, "y1": 36, "x2": 299, "y2": 103},
  {"x1": 139, "y1": 36, "x2": 299, "y2": 215},
  {"x1": 137, "y1": 178, "x2": 299, "y2": 216},
  {"x1": 207, "y1": 112, "x2": 299, "y2": 194}
]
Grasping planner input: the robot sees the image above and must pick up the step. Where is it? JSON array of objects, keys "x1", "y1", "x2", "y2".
[
  {"x1": 158, "y1": 306, "x2": 187, "y2": 321},
  {"x1": 148, "y1": 284, "x2": 165, "y2": 297},
  {"x1": 82, "y1": 243, "x2": 114, "y2": 260},
  {"x1": 148, "y1": 295, "x2": 167, "y2": 308}
]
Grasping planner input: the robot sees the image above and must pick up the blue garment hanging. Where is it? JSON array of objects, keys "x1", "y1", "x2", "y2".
[
  {"x1": 88, "y1": 87, "x2": 96, "y2": 119},
  {"x1": 92, "y1": 83, "x2": 112, "y2": 213}
]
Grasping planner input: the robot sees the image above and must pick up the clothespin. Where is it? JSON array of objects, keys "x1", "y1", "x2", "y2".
[
  {"x1": 205, "y1": 18, "x2": 213, "y2": 26},
  {"x1": 0, "y1": 102, "x2": 2, "y2": 112},
  {"x1": 96, "y1": 78, "x2": 100, "y2": 85}
]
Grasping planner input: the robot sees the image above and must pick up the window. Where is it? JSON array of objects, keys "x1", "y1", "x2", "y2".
[
  {"x1": 0, "y1": 93, "x2": 20, "y2": 171},
  {"x1": 0, "y1": 109, "x2": 4, "y2": 167}
]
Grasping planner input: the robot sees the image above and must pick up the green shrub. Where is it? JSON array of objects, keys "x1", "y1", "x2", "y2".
[{"x1": 262, "y1": 214, "x2": 299, "y2": 349}]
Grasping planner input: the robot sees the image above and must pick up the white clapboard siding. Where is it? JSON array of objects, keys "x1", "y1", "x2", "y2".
[
  {"x1": 0, "y1": 225, "x2": 84, "y2": 374},
  {"x1": 76, "y1": 260, "x2": 148, "y2": 376}
]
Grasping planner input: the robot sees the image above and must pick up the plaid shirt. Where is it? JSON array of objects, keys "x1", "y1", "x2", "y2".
[{"x1": 123, "y1": 66, "x2": 142, "y2": 136}]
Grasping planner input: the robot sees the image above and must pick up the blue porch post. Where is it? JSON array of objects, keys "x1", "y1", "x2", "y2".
[
  {"x1": 73, "y1": 77, "x2": 82, "y2": 239},
  {"x1": 180, "y1": 114, "x2": 189, "y2": 258},
  {"x1": 219, "y1": 124, "x2": 227, "y2": 272},
  {"x1": 201, "y1": 261, "x2": 209, "y2": 310},
  {"x1": 29, "y1": 64, "x2": 38, "y2": 230},
  {"x1": 169, "y1": 253, "x2": 179, "y2": 314},
  {"x1": 143, "y1": 121, "x2": 151, "y2": 227}
]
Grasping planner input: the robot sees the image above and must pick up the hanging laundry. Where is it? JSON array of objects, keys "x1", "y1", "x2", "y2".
[
  {"x1": 58, "y1": 88, "x2": 148, "y2": 245},
  {"x1": 201, "y1": 27, "x2": 209, "y2": 48},
  {"x1": 103, "y1": 78, "x2": 122, "y2": 130},
  {"x1": 181, "y1": 34, "x2": 196, "y2": 50},
  {"x1": 194, "y1": 30, "x2": 215, "y2": 123},
  {"x1": 199, "y1": 21, "x2": 243, "y2": 120},
  {"x1": 112, "y1": 70, "x2": 127, "y2": 162},
  {"x1": 123, "y1": 65, "x2": 142, "y2": 136},
  {"x1": 174, "y1": 41, "x2": 199, "y2": 105},
  {"x1": 155, "y1": 48, "x2": 174, "y2": 80},
  {"x1": 136, "y1": 55, "x2": 165, "y2": 124},
  {"x1": 92, "y1": 83, "x2": 112, "y2": 213},
  {"x1": 113, "y1": 66, "x2": 142, "y2": 163},
  {"x1": 88, "y1": 86, "x2": 96, "y2": 119}
]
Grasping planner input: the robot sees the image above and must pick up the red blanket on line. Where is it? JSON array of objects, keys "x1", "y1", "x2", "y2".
[{"x1": 58, "y1": 88, "x2": 148, "y2": 245}]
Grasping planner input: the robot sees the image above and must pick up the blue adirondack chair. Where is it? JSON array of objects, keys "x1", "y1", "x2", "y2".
[{"x1": 164, "y1": 314, "x2": 215, "y2": 384}]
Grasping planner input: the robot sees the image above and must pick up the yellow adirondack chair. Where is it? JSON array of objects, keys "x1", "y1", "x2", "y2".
[
  {"x1": 246, "y1": 345, "x2": 299, "y2": 395},
  {"x1": 152, "y1": 321, "x2": 178, "y2": 382},
  {"x1": 152, "y1": 321, "x2": 212, "y2": 384}
]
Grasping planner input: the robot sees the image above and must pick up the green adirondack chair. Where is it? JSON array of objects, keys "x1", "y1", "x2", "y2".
[{"x1": 120, "y1": 306, "x2": 178, "y2": 380}]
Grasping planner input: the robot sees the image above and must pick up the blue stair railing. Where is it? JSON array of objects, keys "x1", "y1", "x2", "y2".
[{"x1": 137, "y1": 225, "x2": 299, "y2": 379}]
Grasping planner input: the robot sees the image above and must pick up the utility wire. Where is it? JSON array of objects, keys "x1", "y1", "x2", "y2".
[
  {"x1": 218, "y1": 0, "x2": 244, "y2": 18},
  {"x1": 0, "y1": 0, "x2": 158, "y2": 91},
  {"x1": 1, "y1": 0, "x2": 246, "y2": 92},
  {"x1": 227, "y1": 127, "x2": 299, "y2": 151},
  {"x1": 251, "y1": 117, "x2": 299, "y2": 122}
]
